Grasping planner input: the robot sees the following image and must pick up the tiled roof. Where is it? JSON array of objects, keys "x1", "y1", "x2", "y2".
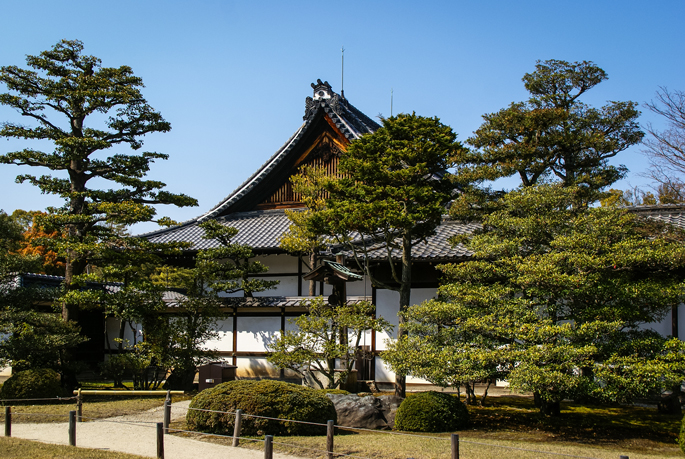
[
  {"x1": 627, "y1": 204, "x2": 685, "y2": 230},
  {"x1": 146, "y1": 209, "x2": 292, "y2": 251},
  {"x1": 141, "y1": 81, "x2": 380, "y2": 236},
  {"x1": 361, "y1": 220, "x2": 479, "y2": 262},
  {"x1": 147, "y1": 207, "x2": 477, "y2": 261},
  {"x1": 164, "y1": 295, "x2": 372, "y2": 308}
]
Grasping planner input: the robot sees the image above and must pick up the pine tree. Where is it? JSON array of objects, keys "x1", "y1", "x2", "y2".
[{"x1": 0, "y1": 40, "x2": 197, "y2": 323}]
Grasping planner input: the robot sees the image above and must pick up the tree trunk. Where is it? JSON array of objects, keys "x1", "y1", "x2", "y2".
[
  {"x1": 395, "y1": 234, "x2": 412, "y2": 398},
  {"x1": 309, "y1": 252, "x2": 317, "y2": 296}
]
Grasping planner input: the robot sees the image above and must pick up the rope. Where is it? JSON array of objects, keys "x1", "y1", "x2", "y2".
[
  {"x1": 185, "y1": 407, "x2": 236, "y2": 416},
  {"x1": 167, "y1": 427, "x2": 264, "y2": 443},
  {"x1": 334, "y1": 424, "x2": 446, "y2": 439},
  {"x1": 80, "y1": 416, "x2": 161, "y2": 425},
  {"x1": 241, "y1": 412, "x2": 329, "y2": 427}
]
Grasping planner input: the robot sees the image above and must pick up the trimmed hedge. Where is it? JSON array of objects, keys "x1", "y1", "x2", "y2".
[
  {"x1": 186, "y1": 379, "x2": 337, "y2": 436},
  {"x1": 394, "y1": 391, "x2": 469, "y2": 432},
  {"x1": 0, "y1": 368, "x2": 62, "y2": 402}
]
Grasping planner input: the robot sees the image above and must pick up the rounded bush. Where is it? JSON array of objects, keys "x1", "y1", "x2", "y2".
[
  {"x1": 0, "y1": 368, "x2": 62, "y2": 402},
  {"x1": 394, "y1": 391, "x2": 469, "y2": 432},
  {"x1": 186, "y1": 380, "x2": 337, "y2": 436}
]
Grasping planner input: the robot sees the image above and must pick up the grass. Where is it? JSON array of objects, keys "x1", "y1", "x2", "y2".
[
  {"x1": 169, "y1": 395, "x2": 683, "y2": 459},
  {"x1": 0, "y1": 437, "x2": 149, "y2": 459},
  {"x1": 2, "y1": 387, "x2": 681, "y2": 458},
  {"x1": 0, "y1": 379, "x2": 192, "y2": 423},
  {"x1": 6, "y1": 397, "x2": 168, "y2": 423}
]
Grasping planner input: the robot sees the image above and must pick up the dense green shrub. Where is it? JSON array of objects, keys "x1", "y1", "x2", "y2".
[
  {"x1": 186, "y1": 379, "x2": 337, "y2": 436},
  {"x1": 394, "y1": 391, "x2": 469, "y2": 432},
  {"x1": 0, "y1": 368, "x2": 62, "y2": 402}
]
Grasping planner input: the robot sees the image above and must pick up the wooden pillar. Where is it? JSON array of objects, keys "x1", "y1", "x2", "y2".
[{"x1": 232, "y1": 309, "x2": 238, "y2": 366}]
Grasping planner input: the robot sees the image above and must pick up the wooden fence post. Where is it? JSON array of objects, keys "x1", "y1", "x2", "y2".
[
  {"x1": 451, "y1": 433, "x2": 459, "y2": 459},
  {"x1": 68, "y1": 411, "x2": 76, "y2": 446},
  {"x1": 4, "y1": 406, "x2": 10, "y2": 437},
  {"x1": 264, "y1": 434, "x2": 273, "y2": 459},
  {"x1": 166, "y1": 389, "x2": 171, "y2": 405},
  {"x1": 157, "y1": 422, "x2": 164, "y2": 459},
  {"x1": 619, "y1": 456, "x2": 629, "y2": 459},
  {"x1": 76, "y1": 388, "x2": 83, "y2": 422},
  {"x1": 327, "y1": 420, "x2": 334, "y2": 459},
  {"x1": 163, "y1": 399, "x2": 171, "y2": 434},
  {"x1": 232, "y1": 409, "x2": 242, "y2": 447}
]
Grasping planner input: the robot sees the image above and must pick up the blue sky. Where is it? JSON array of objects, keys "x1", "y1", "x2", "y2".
[{"x1": 0, "y1": 1, "x2": 683, "y2": 233}]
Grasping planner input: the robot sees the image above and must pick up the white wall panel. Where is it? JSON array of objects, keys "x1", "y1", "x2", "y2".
[
  {"x1": 347, "y1": 277, "x2": 373, "y2": 296},
  {"x1": 640, "y1": 314, "x2": 672, "y2": 337},
  {"x1": 374, "y1": 356, "x2": 394, "y2": 382},
  {"x1": 236, "y1": 317, "x2": 280, "y2": 352},
  {"x1": 375, "y1": 290, "x2": 399, "y2": 350},
  {"x1": 105, "y1": 318, "x2": 141, "y2": 349},
  {"x1": 256, "y1": 254, "x2": 298, "y2": 274},
  {"x1": 253, "y1": 276, "x2": 299, "y2": 296},
  {"x1": 203, "y1": 318, "x2": 233, "y2": 352},
  {"x1": 235, "y1": 357, "x2": 280, "y2": 378}
]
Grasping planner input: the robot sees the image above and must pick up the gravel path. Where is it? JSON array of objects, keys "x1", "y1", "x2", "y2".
[{"x1": 6, "y1": 400, "x2": 306, "y2": 459}]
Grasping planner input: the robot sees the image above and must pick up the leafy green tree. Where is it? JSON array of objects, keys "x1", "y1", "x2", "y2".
[
  {"x1": 466, "y1": 60, "x2": 643, "y2": 191},
  {"x1": 0, "y1": 210, "x2": 85, "y2": 375},
  {"x1": 196, "y1": 220, "x2": 279, "y2": 297},
  {"x1": 267, "y1": 297, "x2": 392, "y2": 389},
  {"x1": 158, "y1": 220, "x2": 279, "y2": 390},
  {"x1": 295, "y1": 113, "x2": 467, "y2": 396},
  {"x1": 0, "y1": 39, "x2": 197, "y2": 324},
  {"x1": 386, "y1": 185, "x2": 685, "y2": 415},
  {"x1": 280, "y1": 166, "x2": 330, "y2": 296}
]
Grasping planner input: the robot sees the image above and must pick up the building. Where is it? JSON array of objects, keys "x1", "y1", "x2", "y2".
[
  {"x1": 139, "y1": 81, "x2": 685, "y2": 387},
  {"x1": 141, "y1": 80, "x2": 475, "y2": 387}
]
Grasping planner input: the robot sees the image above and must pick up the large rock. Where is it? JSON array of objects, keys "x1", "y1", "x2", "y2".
[{"x1": 326, "y1": 394, "x2": 403, "y2": 430}]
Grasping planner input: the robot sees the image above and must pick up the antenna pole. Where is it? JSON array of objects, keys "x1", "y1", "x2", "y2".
[
  {"x1": 341, "y1": 46, "x2": 345, "y2": 98},
  {"x1": 391, "y1": 88, "x2": 393, "y2": 117}
]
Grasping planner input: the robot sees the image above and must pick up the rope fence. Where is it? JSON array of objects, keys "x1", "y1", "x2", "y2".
[{"x1": 0, "y1": 398, "x2": 634, "y2": 459}]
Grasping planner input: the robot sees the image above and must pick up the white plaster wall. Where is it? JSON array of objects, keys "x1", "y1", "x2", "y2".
[
  {"x1": 374, "y1": 288, "x2": 436, "y2": 351},
  {"x1": 638, "y1": 304, "x2": 684, "y2": 338},
  {"x1": 105, "y1": 318, "x2": 141, "y2": 349},
  {"x1": 203, "y1": 318, "x2": 233, "y2": 352},
  {"x1": 375, "y1": 290, "x2": 400, "y2": 350},
  {"x1": 374, "y1": 356, "x2": 394, "y2": 383},
  {"x1": 235, "y1": 357, "x2": 281, "y2": 378},
  {"x1": 284, "y1": 317, "x2": 300, "y2": 333},
  {"x1": 346, "y1": 277, "x2": 373, "y2": 296},
  {"x1": 236, "y1": 316, "x2": 280, "y2": 352},
  {"x1": 255, "y1": 254, "x2": 298, "y2": 274},
  {"x1": 253, "y1": 276, "x2": 299, "y2": 297}
]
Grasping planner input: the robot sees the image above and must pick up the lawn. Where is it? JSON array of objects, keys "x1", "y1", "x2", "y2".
[
  {"x1": 170, "y1": 396, "x2": 683, "y2": 459},
  {"x1": 0, "y1": 437, "x2": 149, "y2": 459},
  {"x1": 1, "y1": 389, "x2": 682, "y2": 459},
  {"x1": 1, "y1": 381, "x2": 191, "y2": 423}
]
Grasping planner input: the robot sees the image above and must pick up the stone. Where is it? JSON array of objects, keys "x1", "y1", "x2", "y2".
[{"x1": 326, "y1": 394, "x2": 403, "y2": 430}]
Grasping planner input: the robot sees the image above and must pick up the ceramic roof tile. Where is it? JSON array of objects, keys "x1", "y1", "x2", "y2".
[{"x1": 146, "y1": 209, "x2": 292, "y2": 251}]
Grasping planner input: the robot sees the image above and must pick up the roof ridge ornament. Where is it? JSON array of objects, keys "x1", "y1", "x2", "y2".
[
  {"x1": 311, "y1": 79, "x2": 333, "y2": 100},
  {"x1": 304, "y1": 79, "x2": 348, "y2": 121}
]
